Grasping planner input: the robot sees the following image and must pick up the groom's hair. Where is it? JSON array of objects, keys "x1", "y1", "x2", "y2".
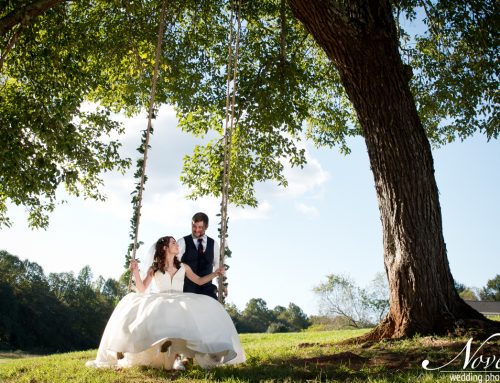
[{"x1": 192, "y1": 212, "x2": 209, "y2": 226}]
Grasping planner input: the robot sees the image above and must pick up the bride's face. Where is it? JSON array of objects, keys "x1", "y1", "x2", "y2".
[{"x1": 165, "y1": 238, "x2": 179, "y2": 255}]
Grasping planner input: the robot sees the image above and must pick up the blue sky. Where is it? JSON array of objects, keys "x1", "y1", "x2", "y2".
[{"x1": 1, "y1": 105, "x2": 498, "y2": 315}]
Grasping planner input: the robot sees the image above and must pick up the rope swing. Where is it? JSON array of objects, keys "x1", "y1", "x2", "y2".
[
  {"x1": 218, "y1": 0, "x2": 241, "y2": 303},
  {"x1": 127, "y1": 0, "x2": 168, "y2": 292},
  {"x1": 127, "y1": 0, "x2": 241, "y2": 301}
]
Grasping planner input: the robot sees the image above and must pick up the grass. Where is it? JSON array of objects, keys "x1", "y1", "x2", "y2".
[{"x1": 0, "y1": 329, "x2": 499, "y2": 382}]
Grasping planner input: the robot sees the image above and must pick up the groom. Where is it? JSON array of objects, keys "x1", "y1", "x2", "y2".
[{"x1": 177, "y1": 212, "x2": 220, "y2": 300}]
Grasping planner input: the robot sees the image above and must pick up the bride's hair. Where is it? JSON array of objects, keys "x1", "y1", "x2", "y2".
[{"x1": 152, "y1": 236, "x2": 181, "y2": 274}]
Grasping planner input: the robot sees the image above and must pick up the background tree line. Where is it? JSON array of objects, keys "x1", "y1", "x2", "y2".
[
  {"x1": 226, "y1": 299, "x2": 310, "y2": 334},
  {"x1": 3, "y1": 245, "x2": 495, "y2": 352},
  {"x1": 455, "y1": 276, "x2": 500, "y2": 302},
  {"x1": 312, "y1": 272, "x2": 500, "y2": 330},
  {"x1": 0, "y1": 250, "x2": 311, "y2": 352},
  {"x1": 312, "y1": 272, "x2": 390, "y2": 329},
  {"x1": 0, "y1": 250, "x2": 127, "y2": 352}
]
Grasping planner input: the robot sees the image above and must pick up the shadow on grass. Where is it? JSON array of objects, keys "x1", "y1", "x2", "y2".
[{"x1": 137, "y1": 337, "x2": 500, "y2": 382}]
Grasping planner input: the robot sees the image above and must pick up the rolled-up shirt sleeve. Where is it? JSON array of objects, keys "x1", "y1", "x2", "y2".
[
  {"x1": 176, "y1": 237, "x2": 186, "y2": 261},
  {"x1": 213, "y1": 240, "x2": 220, "y2": 270}
]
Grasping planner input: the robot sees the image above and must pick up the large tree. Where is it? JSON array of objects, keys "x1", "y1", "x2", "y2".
[
  {"x1": 1, "y1": 0, "x2": 498, "y2": 339},
  {"x1": 286, "y1": 0, "x2": 498, "y2": 339}
]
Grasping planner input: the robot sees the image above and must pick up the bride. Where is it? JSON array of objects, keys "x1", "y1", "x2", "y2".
[{"x1": 86, "y1": 236, "x2": 245, "y2": 369}]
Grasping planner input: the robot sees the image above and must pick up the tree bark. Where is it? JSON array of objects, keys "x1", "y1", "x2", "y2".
[
  {"x1": 0, "y1": 0, "x2": 67, "y2": 37},
  {"x1": 287, "y1": 0, "x2": 493, "y2": 339}
]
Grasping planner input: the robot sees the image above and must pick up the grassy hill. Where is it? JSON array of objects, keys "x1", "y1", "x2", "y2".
[{"x1": 1, "y1": 328, "x2": 498, "y2": 382}]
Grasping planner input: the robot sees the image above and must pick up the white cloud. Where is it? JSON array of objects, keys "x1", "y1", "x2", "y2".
[
  {"x1": 141, "y1": 189, "x2": 220, "y2": 230},
  {"x1": 91, "y1": 169, "x2": 274, "y2": 235},
  {"x1": 81, "y1": 107, "x2": 327, "y2": 232},
  {"x1": 295, "y1": 202, "x2": 320, "y2": 218},
  {"x1": 280, "y1": 154, "x2": 331, "y2": 198},
  {"x1": 140, "y1": 189, "x2": 272, "y2": 227}
]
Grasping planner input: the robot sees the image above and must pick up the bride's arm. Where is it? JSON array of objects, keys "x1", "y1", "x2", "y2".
[
  {"x1": 130, "y1": 259, "x2": 153, "y2": 293},
  {"x1": 183, "y1": 264, "x2": 225, "y2": 285}
]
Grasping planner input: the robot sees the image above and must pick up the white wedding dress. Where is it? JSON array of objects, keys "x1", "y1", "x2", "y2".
[{"x1": 86, "y1": 264, "x2": 245, "y2": 369}]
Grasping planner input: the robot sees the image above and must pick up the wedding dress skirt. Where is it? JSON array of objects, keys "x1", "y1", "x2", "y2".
[{"x1": 86, "y1": 266, "x2": 245, "y2": 369}]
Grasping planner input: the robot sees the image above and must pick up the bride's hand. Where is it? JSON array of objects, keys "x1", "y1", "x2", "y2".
[{"x1": 130, "y1": 259, "x2": 139, "y2": 272}]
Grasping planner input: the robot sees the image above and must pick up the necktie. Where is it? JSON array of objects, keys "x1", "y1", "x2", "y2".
[{"x1": 197, "y1": 238, "x2": 204, "y2": 256}]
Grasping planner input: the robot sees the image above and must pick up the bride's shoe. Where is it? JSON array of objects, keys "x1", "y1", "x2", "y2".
[{"x1": 173, "y1": 356, "x2": 186, "y2": 370}]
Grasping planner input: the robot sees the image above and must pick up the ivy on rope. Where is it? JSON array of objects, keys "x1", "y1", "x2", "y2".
[
  {"x1": 123, "y1": 126, "x2": 153, "y2": 289},
  {"x1": 123, "y1": 0, "x2": 168, "y2": 291},
  {"x1": 217, "y1": 213, "x2": 232, "y2": 304},
  {"x1": 217, "y1": 0, "x2": 241, "y2": 304}
]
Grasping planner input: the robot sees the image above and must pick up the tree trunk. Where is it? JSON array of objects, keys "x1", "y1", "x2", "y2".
[{"x1": 288, "y1": 0, "x2": 492, "y2": 339}]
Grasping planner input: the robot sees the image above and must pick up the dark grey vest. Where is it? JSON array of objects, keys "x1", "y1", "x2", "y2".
[{"x1": 181, "y1": 235, "x2": 217, "y2": 299}]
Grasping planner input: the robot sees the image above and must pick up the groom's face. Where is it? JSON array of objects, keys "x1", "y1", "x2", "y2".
[{"x1": 192, "y1": 220, "x2": 207, "y2": 238}]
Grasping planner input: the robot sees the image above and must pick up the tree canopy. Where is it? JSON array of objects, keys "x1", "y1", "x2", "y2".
[
  {"x1": 2, "y1": 0, "x2": 496, "y2": 229},
  {"x1": 1, "y1": 0, "x2": 499, "y2": 342}
]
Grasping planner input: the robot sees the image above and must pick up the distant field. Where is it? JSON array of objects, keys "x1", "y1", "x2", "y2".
[
  {"x1": 0, "y1": 351, "x2": 43, "y2": 364},
  {"x1": 0, "y1": 329, "x2": 498, "y2": 382}
]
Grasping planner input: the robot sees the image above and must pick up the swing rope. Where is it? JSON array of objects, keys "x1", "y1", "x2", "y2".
[
  {"x1": 128, "y1": 0, "x2": 168, "y2": 292},
  {"x1": 218, "y1": 0, "x2": 241, "y2": 303},
  {"x1": 126, "y1": 0, "x2": 241, "y2": 298}
]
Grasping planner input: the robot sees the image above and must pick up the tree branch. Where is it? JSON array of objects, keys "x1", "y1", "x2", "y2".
[
  {"x1": 0, "y1": 0, "x2": 69, "y2": 37},
  {"x1": 0, "y1": 24, "x2": 23, "y2": 73},
  {"x1": 280, "y1": 0, "x2": 287, "y2": 66}
]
